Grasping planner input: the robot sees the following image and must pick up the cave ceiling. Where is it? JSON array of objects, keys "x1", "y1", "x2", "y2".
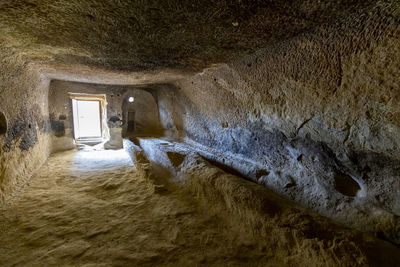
[{"x1": 0, "y1": 0, "x2": 379, "y2": 72}]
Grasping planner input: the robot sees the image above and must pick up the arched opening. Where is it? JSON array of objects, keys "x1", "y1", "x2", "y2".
[{"x1": 122, "y1": 90, "x2": 163, "y2": 138}]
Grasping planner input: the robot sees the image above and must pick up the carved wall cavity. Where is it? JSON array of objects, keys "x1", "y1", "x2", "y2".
[{"x1": 0, "y1": 111, "x2": 7, "y2": 135}]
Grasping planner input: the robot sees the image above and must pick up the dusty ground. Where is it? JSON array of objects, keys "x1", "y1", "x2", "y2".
[
  {"x1": 1, "y1": 148, "x2": 399, "y2": 266},
  {"x1": 0, "y1": 149, "x2": 270, "y2": 266}
]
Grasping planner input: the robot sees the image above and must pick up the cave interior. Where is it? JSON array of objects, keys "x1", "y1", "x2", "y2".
[{"x1": 0, "y1": 0, "x2": 400, "y2": 266}]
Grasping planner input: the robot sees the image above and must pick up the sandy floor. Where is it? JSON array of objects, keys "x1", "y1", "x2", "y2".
[{"x1": 0, "y1": 149, "x2": 266, "y2": 266}]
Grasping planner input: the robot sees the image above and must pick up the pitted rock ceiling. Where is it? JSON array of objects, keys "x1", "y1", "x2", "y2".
[{"x1": 0, "y1": 0, "x2": 379, "y2": 71}]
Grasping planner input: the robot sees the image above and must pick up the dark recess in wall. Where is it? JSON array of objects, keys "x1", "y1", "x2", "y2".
[
  {"x1": 3, "y1": 107, "x2": 42, "y2": 152},
  {"x1": 109, "y1": 116, "x2": 121, "y2": 123},
  {"x1": 334, "y1": 172, "x2": 361, "y2": 197},
  {"x1": 50, "y1": 117, "x2": 66, "y2": 137},
  {"x1": 167, "y1": 152, "x2": 186, "y2": 168},
  {"x1": 0, "y1": 112, "x2": 7, "y2": 135}
]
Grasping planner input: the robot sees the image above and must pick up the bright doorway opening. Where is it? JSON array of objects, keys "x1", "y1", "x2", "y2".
[
  {"x1": 72, "y1": 100, "x2": 102, "y2": 139},
  {"x1": 70, "y1": 93, "x2": 108, "y2": 145}
]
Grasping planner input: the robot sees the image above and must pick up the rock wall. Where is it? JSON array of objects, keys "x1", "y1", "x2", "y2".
[
  {"x1": 153, "y1": 84, "x2": 185, "y2": 139},
  {"x1": 125, "y1": 137, "x2": 400, "y2": 266},
  {"x1": 157, "y1": 3, "x2": 400, "y2": 244},
  {"x1": 0, "y1": 50, "x2": 51, "y2": 203}
]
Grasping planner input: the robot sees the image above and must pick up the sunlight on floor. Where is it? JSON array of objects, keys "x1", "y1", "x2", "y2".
[{"x1": 72, "y1": 149, "x2": 134, "y2": 174}]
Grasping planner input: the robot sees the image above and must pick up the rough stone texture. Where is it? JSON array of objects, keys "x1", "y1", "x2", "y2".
[
  {"x1": 128, "y1": 138, "x2": 400, "y2": 266},
  {"x1": 148, "y1": 3, "x2": 400, "y2": 244},
  {"x1": 3, "y1": 149, "x2": 288, "y2": 266},
  {"x1": 0, "y1": 51, "x2": 51, "y2": 203},
  {"x1": 154, "y1": 84, "x2": 185, "y2": 139},
  {"x1": 0, "y1": 0, "x2": 377, "y2": 71},
  {"x1": 1, "y1": 0, "x2": 400, "y2": 263}
]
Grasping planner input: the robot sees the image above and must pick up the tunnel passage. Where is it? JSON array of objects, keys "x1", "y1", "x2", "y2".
[
  {"x1": 0, "y1": 111, "x2": 7, "y2": 135},
  {"x1": 1, "y1": 1, "x2": 400, "y2": 265},
  {"x1": 122, "y1": 89, "x2": 163, "y2": 138},
  {"x1": 48, "y1": 80, "x2": 130, "y2": 152}
]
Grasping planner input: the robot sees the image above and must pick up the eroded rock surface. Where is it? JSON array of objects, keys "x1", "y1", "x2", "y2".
[
  {"x1": 0, "y1": 147, "x2": 399, "y2": 266},
  {"x1": 144, "y1": 2, "x2": 400, "y2": 244},
  {"x1": 1, "y1": 1, "x2": 400, "y2": 264}
]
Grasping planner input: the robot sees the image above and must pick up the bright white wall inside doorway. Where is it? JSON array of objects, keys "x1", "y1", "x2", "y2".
[{"x1": 72, "y1": 100, "x2": 102, "y2": 139}]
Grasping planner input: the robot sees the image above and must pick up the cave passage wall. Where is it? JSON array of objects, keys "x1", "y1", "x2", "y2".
[
  {"x1": 0, "y1": 51, "x2": 51, "y2": 203},
  {"x1": 156, "y1": 2, "x2": 400, "y2": 244}
]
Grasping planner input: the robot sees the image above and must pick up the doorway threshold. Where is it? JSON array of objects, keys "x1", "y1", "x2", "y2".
[{"x1": 76, "y1": 137, "x2": 104, "y2": 146}]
